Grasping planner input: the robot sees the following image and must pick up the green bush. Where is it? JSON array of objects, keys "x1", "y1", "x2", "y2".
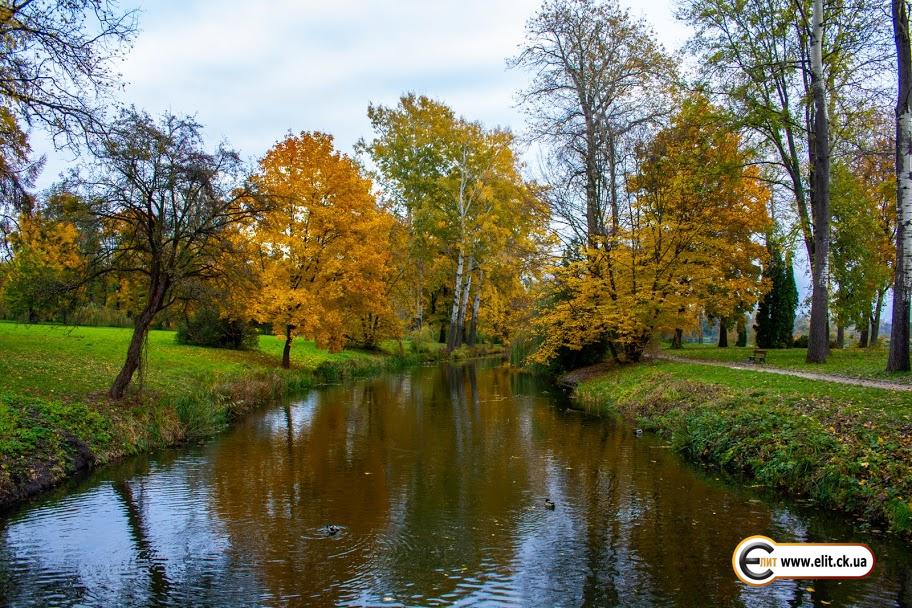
[
  {"x1": 409, "y1": 325, "x2": 441, "y2": 354},
  {"x1": 176, "y1": 308, "x2": 259, "y2": 350}
]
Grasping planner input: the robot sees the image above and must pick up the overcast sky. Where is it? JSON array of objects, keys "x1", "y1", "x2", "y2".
[
  {"x1": 34, "y1": 0, "x2": 691, "y2": 188},
  {"x1": 30, "y1": 0, "x2": 828, "y2": 319}
]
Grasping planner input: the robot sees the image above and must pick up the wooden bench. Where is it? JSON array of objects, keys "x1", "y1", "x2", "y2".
[{"x1": 748, "y1": 349, "x2": 767, "y2": 364}]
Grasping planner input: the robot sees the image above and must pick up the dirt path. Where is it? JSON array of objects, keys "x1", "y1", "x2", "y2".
[{"x1": 649, "y1": 353, "x2": 912, "y2": 392}]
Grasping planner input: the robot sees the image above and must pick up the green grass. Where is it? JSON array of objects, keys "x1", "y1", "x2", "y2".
[
  {"x1": 0, "y1": 322, "x2": 390, "y2": 400},
  {"x1": 0, "y1": 321, "x2": 429, "y2": 506},
  {"x1": 661, "y1": 342, "x2": 912, "y2": 382},
  {"x1": 575, "y1": 360, "x2": 912, "y2": 536}
]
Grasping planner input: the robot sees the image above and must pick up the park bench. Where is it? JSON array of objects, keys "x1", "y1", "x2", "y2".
[{"x1": 748, "y1": 349, "x2": 767, "y2": 364}]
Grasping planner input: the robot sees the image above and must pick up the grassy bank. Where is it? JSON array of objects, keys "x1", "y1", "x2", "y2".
[
  {"x1": 662, "y1": 343, "x2": 912, "y2": 382},
  {"x1": 0, "y1": 322, "x2": 437, "y2": 508},
  {"x1": 574, "y1": 360, "x2": 912, "y2": 536}
]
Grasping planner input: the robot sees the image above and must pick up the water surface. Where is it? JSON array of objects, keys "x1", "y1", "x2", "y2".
[{"x1": 1, "y1": 359, "x2": 910, "y2": 606}]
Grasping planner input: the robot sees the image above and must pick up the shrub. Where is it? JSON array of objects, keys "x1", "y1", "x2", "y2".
[
  {"x1": 792, "y1": 334, "x2": 809, "y2": 348},
  {"x1": 409, "y1": 324, "x2": 440, "y2": 354},
  {"x1": 176, "y1": 308, "x2": 259, "y2": 350},
  {"x1": 72, "y1": 302, "x2": 133, "y2": 327}
]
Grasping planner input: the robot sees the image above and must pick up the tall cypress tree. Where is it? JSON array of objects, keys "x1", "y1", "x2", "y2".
[{"x1": 755, "y1": 246, "x2": 798, "y2": 348}]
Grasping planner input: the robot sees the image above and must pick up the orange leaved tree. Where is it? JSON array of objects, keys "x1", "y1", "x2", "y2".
[
  {"x1": 533, "y1": 95, "x2": 770, "y2": 363},
  {"x1": 251, "y1": 132, "x2": 393, "y2": 368}
]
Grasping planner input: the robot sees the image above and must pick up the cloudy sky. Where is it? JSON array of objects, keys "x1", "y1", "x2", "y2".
[{"x1": 35, "y1": 0, "x2": 691, "y2": 187}]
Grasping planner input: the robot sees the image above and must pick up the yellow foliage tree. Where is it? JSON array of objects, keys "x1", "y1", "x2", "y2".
[
  {"x1": 1, "y1": 212, "x2": 83, "y2": 321},
  {"x1": 251, "y1": 132, "x2": 394, "y2": 367},
  {"x1": 364, "y1": 94, "x2": 552, "y2": 350},
  {"x1": 533, "y1": 95, "x2": 770, "y2": 363}
]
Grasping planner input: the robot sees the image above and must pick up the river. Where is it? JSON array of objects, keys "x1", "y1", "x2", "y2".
[{"x1": 0, "y1": 359, "x2": 910, "y2": 607}]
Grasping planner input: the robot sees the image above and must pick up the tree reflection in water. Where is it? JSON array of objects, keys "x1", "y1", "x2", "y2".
[{"x1": 0, "y1": 359, "x2": 910, "y2": 607}]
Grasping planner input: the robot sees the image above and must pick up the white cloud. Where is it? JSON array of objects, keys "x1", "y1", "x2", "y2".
[{"x1": 33, "y1": 0, "x2": 690, "y2": 186}]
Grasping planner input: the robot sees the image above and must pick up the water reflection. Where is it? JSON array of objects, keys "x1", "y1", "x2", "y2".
[{"x1": 0, "y1": 360, "x2": 910, "y2": 607}]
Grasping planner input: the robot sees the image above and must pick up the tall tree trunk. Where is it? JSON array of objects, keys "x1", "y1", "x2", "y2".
[
  {"x1": 836, "y1": 324, "x2": 845, "y2": 349},
  {"x1": 718, "y1": 317, "x2": 729, "y2": 347},
  {"x1": 608, "y1": 133, "x2": 620, "y2": 235},
  {"x1": 467, "y1": 271, "x2": 482, "y2": 347},
  {"x1": 457, "y1": 257, "x2": 474, "y2": 345},
  {"x1": 859, "y1": 320, "x2": 870, "y2": 348},
  {"x1": 872, "y1": 289, "x2": 885, "y2": 346},
  {"x1": 890, "y1": 0, "x2": 912, "y2": 371},
  {"x1": 282, "y1": 324, "x2": 294, "y2": 369},
  {"x1": 584, "y1": 114, "x2": 601, "y2": 248},
  {"x1": 447, "y1": 250, "x2": 465, "y2": 351},
  {"x1": 109, "y1": 283, "x2": 166, "y2": 399},
  {"x1": 415, "y1": 291, "x2": 423, "y2": 330},
  {"x1": 806, "y1": 0, "x2": 831, "y2": 364},
  {"x1": 671, "y1": 328, "x2": 683, "y2": 349}
]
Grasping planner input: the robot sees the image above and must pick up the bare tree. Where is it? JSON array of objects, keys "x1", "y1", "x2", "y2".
[
  {"x1": 79, "y1": 109, "x2": 260, "y2": 399},
  {"x1": 510, "y1": 0, "x2": 675, "y2": 249},
  {"x1": 890, "y1": 0, "x2": 912, "y2": 371},
  {"x1": 0, "y1": 0, "x2": 136, "y2": 254},
  {"x1": 0, "y1": 0, "x2": 137, "y2": 143}
]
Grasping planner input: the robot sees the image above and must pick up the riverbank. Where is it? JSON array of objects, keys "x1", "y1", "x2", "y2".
[
  {"x1": 0, "y1": 322, "x2": 443, "y2": 509},
  {"x1": 571, "y1": 360, "x2": 912, "y2": 536}
]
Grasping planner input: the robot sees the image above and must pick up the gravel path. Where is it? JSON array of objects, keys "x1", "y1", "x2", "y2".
[{"x1": 650, "y1": 353, "x2": 912, "y2": 392}]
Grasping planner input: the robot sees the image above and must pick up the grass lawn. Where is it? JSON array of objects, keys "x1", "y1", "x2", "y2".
[
  {"x1": 660, "y1": 342, "x2": 912, "y2": 382},
  {"x1": 575, "y1": 360, "x2": 912, "y2": 535},
  {"x1": 0, "y1": 321, "x2": 429, "y2": 507},
  {"x1": 0, "y1": 321, "x2": 386, "y2": 401}
]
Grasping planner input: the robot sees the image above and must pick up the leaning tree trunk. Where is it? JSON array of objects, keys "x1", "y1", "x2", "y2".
[
  {"x1": 718, "y1": 317, "x2": 729, "y2": 347},
  {"x1": 806, "y1": 0, "x2": 831, "y2": 364},
  {"x1": 282, "y1": 324, "x2": 294, "y2": 369},
  {"x1": 890, "y1": 0, "x2": 912, "y2": 372},
  {"x1": 109, "y1": 284, "x2": 166, "y2": 399}
]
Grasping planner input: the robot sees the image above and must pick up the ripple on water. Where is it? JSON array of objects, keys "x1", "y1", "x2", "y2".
[{"x1": 1, "y1": 361, "x2": 911, "y2": 608}]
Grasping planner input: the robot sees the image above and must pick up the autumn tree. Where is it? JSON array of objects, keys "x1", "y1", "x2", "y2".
[
  {"x1": 251, "y1": 132, "x2": 394, "y2": 368},
  {"x1": 511, "y1": 0, "x2": 675, "y2": 251},
  {"x1": 680, "y1": 0, "x2": 892, "y2": 363},
  {"x1": 78, "y1": 109, "x2": 259, "y2": 399},
  {"x1": 532, "y1": 96, "x2": 770, "y2": 363},
  {"x1": 363, "y1": 95, "x2": 550, "y2": 351},
  {"x1": 0, "y1": 209, "x2": 83, "y2": 321},
  {"x1": 830, "y1": 144, "x2": 895, "y2": 347}
]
